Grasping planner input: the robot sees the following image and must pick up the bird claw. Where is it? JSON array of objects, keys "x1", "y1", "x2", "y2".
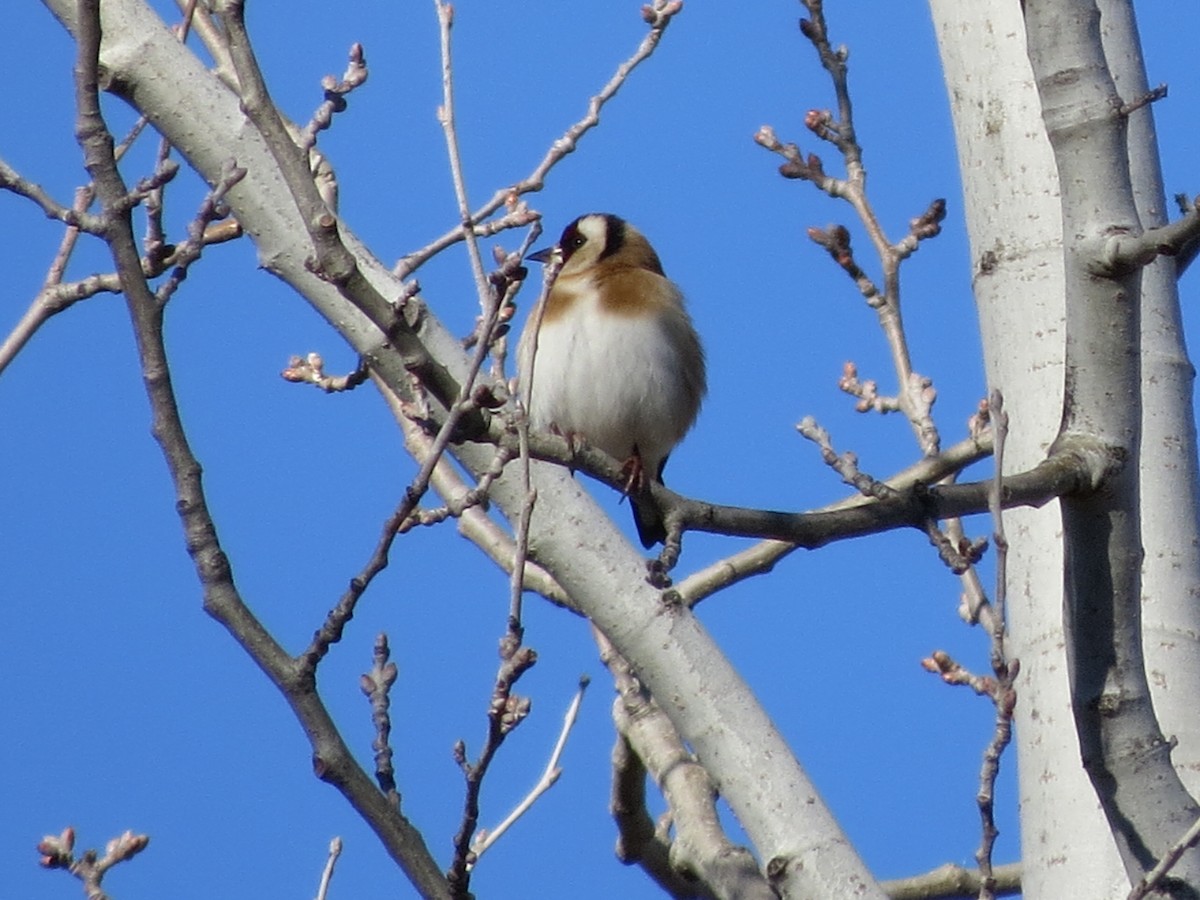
[
  {"x1": 619, "y1": 448, "x2": 647, "y2": 499},
  {"x1": 550, "y1": 424, "x2": 584, "y2": 476}
]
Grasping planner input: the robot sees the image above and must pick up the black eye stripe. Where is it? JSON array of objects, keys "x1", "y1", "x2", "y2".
[{"x1": 598, "y1": 214, "x2": 625, "y2": 262}]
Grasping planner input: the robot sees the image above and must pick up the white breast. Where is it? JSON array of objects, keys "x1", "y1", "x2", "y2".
[{"x1": 521, "y1": 290, "x2": 698, "y2": 473}]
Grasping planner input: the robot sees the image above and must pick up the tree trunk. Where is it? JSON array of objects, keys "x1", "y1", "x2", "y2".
[
  {"x1": 1099, "y1": 0, "x2": 1200, "y2": 808},
  {"x1": 930, "y1": 1, "x2": 1200, "y2": 896}
]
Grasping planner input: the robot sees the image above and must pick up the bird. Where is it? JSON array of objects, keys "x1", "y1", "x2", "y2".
[{"x1": 517, "y1": 213, "x2": 706, "y2": 547}]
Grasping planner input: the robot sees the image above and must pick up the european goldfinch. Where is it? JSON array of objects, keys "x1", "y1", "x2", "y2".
[{"x1": 519, "y1": 213, "x2": 706, "y2": 547}]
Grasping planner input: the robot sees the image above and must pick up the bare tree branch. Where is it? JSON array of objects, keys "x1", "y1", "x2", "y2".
[
  {"x1": 1106, "y1": 194, "x2": 1200, "y2": 272},
  {"x1": 393, "y1": 0, "x2": 684, "y2": 280},
  {"x1": 880, "y1": 861, "x2": 1021, "y2": 900},
  {"x1": 0, "y1": 140, "x2": 242, "y2": 376},
  {"x1": 509, "y1": 427, "x2": 1090, "y2": 547},
  {"x1": 755, "y1": 0, "x2": 945, "y2": 455},
  {"x1": 677, "y1": 430, "x2": 993, "y2": 605},
  {"x1": 470, "y1": 676, "x2": 590, "y2": 864},
  {"x1": 298, "y1": 286, "x2": 501, "y2": 669},
  {"x1": 1128, "y1": 813, "x2": 1200, "y2": 900},
  {"x1": 152, "y1": 157, "x2": 246, "y2": 305},
  {"x1": 314, "y1": 836, "x2": 343, "y2": 900},
  {"x1": 71, "y1": 2, "x2": 451, "y2": 893},
  {"x1": 383, "y1": 383, "x2": 574, "y2": 610},
  {"x1": 0, "y1": 273, "x2": 122, "y2": 376},
  {"x1": 433, "y1": 0, "x2": 492, "y2": 318},
  {"x1": 360, "y1": 634, "x2": 400, "y2": 801},
  {"x1": 38, "y1": 826, "x2": 150, "y2": 900},
  {"x1": 0, "y1": 157, "x2": 103, "y2": 231},
  {"x1": 446, "y1": 642, "x2": 537, "y2": 898},
  {"x1": 601, "y1": 632, "x2": 775, "y2": 900},
  {"x1": 298, "y1": 42, "x2": 369, "y2": 153},
  {"x1": 971, "y1": 390, "x2": 1018, "y2": 900}
]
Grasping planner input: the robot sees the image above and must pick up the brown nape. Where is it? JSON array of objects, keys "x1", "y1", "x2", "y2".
[
  {"x1": 623, "y1": 240, "x2": 665, "y2": 276},
  {"x1": 592, "y1": 268, "x2": 674, "y2": 317},
  {"x1": 597, "y1": 216, "x2": 665, "y2": 276}
]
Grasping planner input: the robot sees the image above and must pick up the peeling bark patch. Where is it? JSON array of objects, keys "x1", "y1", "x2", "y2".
[
  {"x1": 1046, "y1": 67, "x2": 1084, "y2": 89},
  {"x1": 979, "y1": 249, "x2": 998, "y2": 276}
]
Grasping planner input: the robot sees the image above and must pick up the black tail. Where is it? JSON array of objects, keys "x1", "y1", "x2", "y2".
[
  {"x1": 631, "y1": 496, "x2": 665, "y2": 548},
  {"x1": 631, "y1": 451, "x2": 670, "y2": 548}
]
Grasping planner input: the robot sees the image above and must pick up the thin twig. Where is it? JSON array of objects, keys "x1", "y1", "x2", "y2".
[
  {"x1": 881, "y1": 861, "x2": 1021, "y2": 899},
  {"x1": 0, "y1": 158, "x2": 102, "y2": 231},
  {"x1": 922, "y1": 518, "x2": 986, "y2": 575},
  {"x1": 1128, "y1": 813, "x2": 1200, "y2": 900},
  {"x1": 506, "y1": 244, "x2": 564, "y2": 623},
  {"x1": 154, "y1": 158, "x2": 246, "y2": 305},
  {"x1": 0, "y1": 105, "x2": 158, "y2": 376},
  {"x1": 37, "y1": 826, "x2": 151, "y2": 900},
  {"x1": 676, "y1": 430, "x2": 993, "y2": 605},
  {"x1": 0, "y1": 274, "x2": 123, "y2": 376},
  {"x1": 142, "y1": 142, "x2": 174, "y2": 271},
  {"x1": 215, "y1": 0, "x2": 477, "y2": 420},
  {"x1": 314, "y1": 836, "x2": 343, "y2": 900},
  {"x1": 974, "y1": 390, "x2": 1017, "y2": 900},
  {"x1": 43, "y1": 186, "x2": 91, "y2": 287},
  {"x1": 447, "y1": 644, "x2": 538, "y2": 898},
  {"x1": 756, "y1": 0, "x2": 948, "y2": 454},
  {"x1": 2, "y1": 114, "x2": 240, "y2": 375},
  {"x1": 394, "y1": 0, "x2": 683, "y2": 279},
  {"x1": 397, "y1": 205, "x2": 541, "y2": 279},
  {"x1": 1119, "y1": 82, "x2": 1168, "y2": 117},
  {"x1": 298, "y1": 214, "x2": 511, "y2": 669},
  {"x1": 298, "y1": 366, "x2": 491, "y2": 667},
  {"x1": 384, "y1": 386, "x2": 573, "y2": 609},
  {"x1": 797, "y1": 415, "x2": 901, "y2": 500},
  {"x1": 974, "y1": 675, "x2": 1018, "y2": 900},
  {"x1": 360, "y1": 634, "x2": 400, "y2": 801},
  {"x1": 507, "y1": 414, "x2": 536, "y2": 629},
  {"x1": 299, "y1": 43, "x2": 369, "y2": 153},
  {"x1": 433, "y1": 0, "x2": 502, "y2": 356},
  {"x1": 399, "y1": 444, "x2": 515, "y2": 532},
  {"x1": 946, "y1": 516, "x2": 999, "y2": 632},
  {"x1": 987, "y1": 392, "x2": 1010, "y2": 646},
  {"x1": 921, "y1": 650, "x2": 996, "y2": 696},
  {"x1": 469, "y1": 676, "x2": 590, "y2": 864}
]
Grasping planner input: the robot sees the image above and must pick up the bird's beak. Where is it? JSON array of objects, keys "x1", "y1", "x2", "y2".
[{"x1": 526, "y1": 246, "x2": 558, "y2": 264}]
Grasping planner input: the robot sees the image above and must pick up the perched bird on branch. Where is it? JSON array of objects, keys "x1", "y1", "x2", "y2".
[{"x1": 519, "y1": 213, "x2": 706, "y2": 547}]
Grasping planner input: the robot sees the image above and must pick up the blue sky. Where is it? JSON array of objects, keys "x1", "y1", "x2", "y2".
[{"x1": 2, "y1": 2, "x2": 1197, "y2": 898}]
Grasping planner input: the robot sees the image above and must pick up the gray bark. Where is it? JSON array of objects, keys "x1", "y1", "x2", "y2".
[{"x1": 931, "y1": 1, "x2": 1200, "y2": 896}]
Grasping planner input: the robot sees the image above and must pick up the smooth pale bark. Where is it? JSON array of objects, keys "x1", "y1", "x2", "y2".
[
  {"x1": 931, "y1": 1, "x2": 1200, "y2": 897},
  {"x1": 1027, "y1": 0, "x2": 1200, "y2": 887},
  {"x1": 1099, "y1": 0, "x2": 1200, "y2": 802},
  {"x1": 927, "y1": 4, "x2": 1125, "y2": 897},
  {"x1": 41, "y1": 1, "x2": 889, "y2": 896}
]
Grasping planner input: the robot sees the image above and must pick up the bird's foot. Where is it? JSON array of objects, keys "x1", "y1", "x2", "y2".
[
  {"x1": 550, "y1": 424, "x2": 584, "y2": 476},
  {"x1": 618, "y1": 448, "x2": 648, "y2": 501}
]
